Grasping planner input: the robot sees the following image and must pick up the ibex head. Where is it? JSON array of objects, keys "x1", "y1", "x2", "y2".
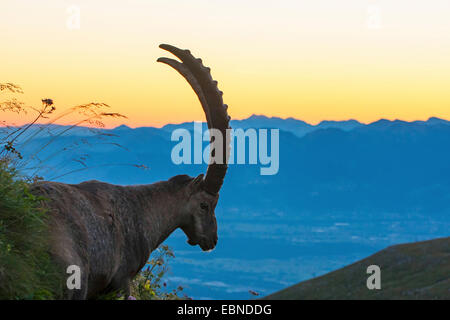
[{"x1": 158, "y1": 44, "x2": 231, "y2": 251}]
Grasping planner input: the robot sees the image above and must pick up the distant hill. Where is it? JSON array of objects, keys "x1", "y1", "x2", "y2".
[{"x1": 264, "y1": 237, "x2": 450, "y2": 300}]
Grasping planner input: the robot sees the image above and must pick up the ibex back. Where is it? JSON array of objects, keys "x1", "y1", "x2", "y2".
[{"x1": 31, "y1": 44, "x2": 231, "y2": 299}]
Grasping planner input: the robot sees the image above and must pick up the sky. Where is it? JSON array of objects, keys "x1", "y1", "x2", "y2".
[{"x1": 1, "y1": 0, "x2": 450, "y2": 128}]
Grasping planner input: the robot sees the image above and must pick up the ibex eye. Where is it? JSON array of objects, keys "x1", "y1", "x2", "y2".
[{"x1": 200, "y1": 203, "x2": 209, "y2": 211}]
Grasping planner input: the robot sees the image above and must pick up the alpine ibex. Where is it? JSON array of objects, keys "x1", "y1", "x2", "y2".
[{"x1": 31, "y1": 44, "x2": 231, "y2": 299}]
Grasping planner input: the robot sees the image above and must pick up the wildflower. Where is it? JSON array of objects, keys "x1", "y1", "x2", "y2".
[
  {"x1": 144, "y1": 280, "x2": 151, "y2": 291},
  {"x1": 127, "y1": 295, "x2": 137, "y2": 300},
  {"x1": 41, "y1": 98, "x2": 53, "y2": 106}
]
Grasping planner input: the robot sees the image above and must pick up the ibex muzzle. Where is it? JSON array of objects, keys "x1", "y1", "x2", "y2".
[{"x1": 31, "y1": 44, "x2": 231, "y2": 299}]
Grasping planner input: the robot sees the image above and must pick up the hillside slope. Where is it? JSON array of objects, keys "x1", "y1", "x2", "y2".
[{"x1": 264, "y1": 237, "x2": 450, "y2": 300}]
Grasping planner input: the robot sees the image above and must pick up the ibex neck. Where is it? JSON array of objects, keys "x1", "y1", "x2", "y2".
[{"x1": 131, "y1": 180, "x2": 186, "y2": 251}]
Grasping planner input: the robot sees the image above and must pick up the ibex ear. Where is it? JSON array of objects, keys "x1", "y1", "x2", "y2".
[{"x1": 188, "y1": 174, "x2": 204, "y2": 195}]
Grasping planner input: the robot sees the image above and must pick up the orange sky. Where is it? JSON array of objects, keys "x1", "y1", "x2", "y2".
[{"x1": 1, "y1": 0, "x2": 450, "y2": 128}]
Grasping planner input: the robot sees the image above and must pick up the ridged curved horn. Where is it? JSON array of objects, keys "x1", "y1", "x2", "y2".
[{"x1": 158, "y1": 44, "x2": 231, "y2": 195}]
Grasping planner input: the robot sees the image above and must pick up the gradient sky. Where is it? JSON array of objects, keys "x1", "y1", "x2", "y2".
[{"x1": 1, "y1": 0, "x2": 450, "y2": 128}]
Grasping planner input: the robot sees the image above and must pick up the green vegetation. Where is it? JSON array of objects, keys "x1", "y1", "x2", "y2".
[
  {"x1": 95, "y1": 245, "x2": 188, "y2": 300},
  {"x1": 0, "y1": 160, "x2": 63, "y2": 299},
  {"x1": 264, "y1": 237, "x2": 450, "y2": 300},
  {"x1": 129, "y1": 245, "x2": 187, "y2": 300}
]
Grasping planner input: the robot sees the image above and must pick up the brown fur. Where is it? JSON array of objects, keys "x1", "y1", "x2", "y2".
[{"x1": 31, "y1": 175, "x2": 218, "y2": 299}]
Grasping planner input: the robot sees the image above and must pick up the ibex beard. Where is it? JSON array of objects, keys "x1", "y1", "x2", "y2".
[{"x1": 31, "y1": 44, "x2": 231, "y2": 300}]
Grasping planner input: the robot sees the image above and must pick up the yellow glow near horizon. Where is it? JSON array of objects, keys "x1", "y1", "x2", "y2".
[{"x1": 1, "y1": 0, "x2": 450, "y2": 128}]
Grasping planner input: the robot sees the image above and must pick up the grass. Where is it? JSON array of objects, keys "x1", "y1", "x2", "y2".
[
  {"x1": 264, "y1": 237, "x2": 450, "y2": 300},
  {"x1": 1, "y1": 82, "x2": 129, "y2": 177}
]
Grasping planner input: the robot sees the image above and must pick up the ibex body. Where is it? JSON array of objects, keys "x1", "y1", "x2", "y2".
[{"x1": 31, "y1": 44, "x2": 231, "y2": 299}]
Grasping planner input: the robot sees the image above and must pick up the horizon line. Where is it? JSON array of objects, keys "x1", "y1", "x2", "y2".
[{"x1": 2, "y1": 114, "x2": 449, "y2": 130}]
